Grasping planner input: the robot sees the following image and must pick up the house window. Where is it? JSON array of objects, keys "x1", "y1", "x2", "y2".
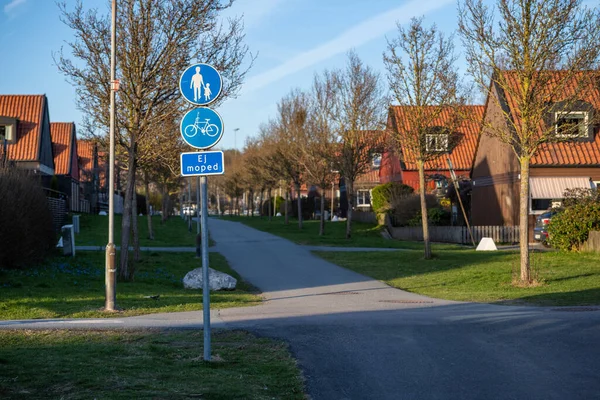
[
  {"x1": 356, "y1": 189, "x2": 371, "y2": 207},
  {"x1": 425, "y1": 134, "x2": 448, "y2": 152},
  {"x1": 555, "y1": 111, "x2": 588, "y2": 138},
  {"x1": 0, "y1": 117, "x2": 17, "y2": 143},
  {"x1": 531, "y1": 198, "x2": 552, "y2": 212},
  {"x1": 372, "y1": 153, "x2": 382, "y2": 168},
  {"x1": 0, "y1": 124, "x2": 13, "y2": 142}
]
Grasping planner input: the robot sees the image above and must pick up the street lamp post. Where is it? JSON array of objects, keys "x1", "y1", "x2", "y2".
[
  {"x1": 233, "y1": 128, "x2": 239, "y2": 150},
  {"x1": 105, "y1": 0, "x2": 117, "y2": 311}
]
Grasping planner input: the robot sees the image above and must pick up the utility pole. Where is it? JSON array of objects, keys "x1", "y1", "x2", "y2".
[
  {"x1": 447, "y1": 158, "x2": 476, "y2": 247},
  {"x1": 105, "y1": 0, "x2": 117, "y2": 311}
]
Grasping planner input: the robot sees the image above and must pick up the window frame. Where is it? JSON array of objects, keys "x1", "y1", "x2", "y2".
[
  {"x1": 0, "y1": 117, "x2": 17, "y2": 143},
  {"x1": 355, "y1": 189, "x2": 371, "y2": 207},
  {"x1": 425, "y1": 134, "x2": 449, "y2": 152},
  {"x1": 372, "y1": 153, "x2": 382, "y2": 168},
  {"x1": 554, "y1": 111, "x2": 589, "y2": 138}
]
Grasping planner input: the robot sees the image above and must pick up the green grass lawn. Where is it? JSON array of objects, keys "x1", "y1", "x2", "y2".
[
  {"x1": 316, "y1": 249, "x2": 600, "y2": 306},
  {"x1": 76, "y1": 214, "x2": 203, "y2": 247},
  {"x1": 0, "y1": 251, "x2": 260, "y2": 320},
  {"x1": 0, "y1": 329, "x2": 305, "y2": 399},
  {"x1": 223, "y1": 215, "x2": 460, "y2": 250}
]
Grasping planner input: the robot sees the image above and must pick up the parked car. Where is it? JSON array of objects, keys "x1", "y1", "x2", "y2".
[{"x1": 533, "y1": 210, "x2": 557, "y2": 244}]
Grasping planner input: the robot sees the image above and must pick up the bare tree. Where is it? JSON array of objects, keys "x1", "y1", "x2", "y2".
[
  {"x1": 327, "y1": 51, "x2": 388, "y2": 239},
  {"x1": 300, "y1": 74, "x2": 338, "y2": 235},
  {"x1": 274, "y1": 89, "x2": 310, "y2": 229},
  {"x1": 383, "y1": 17, "x2": 465, "y2": 259},
  {"x1": 56, "y1": 0, "x2": 253, "y2": 280},
  {"x1": 458, "y1": 0, "x2": 600, "y2": 283}
]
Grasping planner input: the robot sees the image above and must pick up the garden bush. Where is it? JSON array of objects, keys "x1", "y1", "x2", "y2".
[
  {"x1": 548, "y1": 199, "x2": 600, "y2": 251},
  {"x1": 0, "y1": 167, "x2": 55, "y2": 269},
  {"x1": 407, "y1": 207, "x2": 450, "y2": 227},
  {"x1": 392, "y1": 194, "x2": 440, "y2": 226},
  {"x1": 371, "y1": 182, "x2": 414, "y2": 214}
]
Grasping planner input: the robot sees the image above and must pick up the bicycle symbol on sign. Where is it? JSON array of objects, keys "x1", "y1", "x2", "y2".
[{"x1": 184, "y1": 111, "x2": 219, "y2": 138}]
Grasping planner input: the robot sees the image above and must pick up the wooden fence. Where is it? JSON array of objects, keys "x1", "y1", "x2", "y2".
[
  {"x1": 388, "y1": 225, "x2": 520, "y2": 245},
  {"x1": 351, "y1": 211, "x2": 378, "y2": 224},
  {"x1": 47, "y1": 196, "x2": 68, "y2": 232}
]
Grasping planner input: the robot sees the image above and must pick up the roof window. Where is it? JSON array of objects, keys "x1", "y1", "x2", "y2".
[{"x1": 555, "y1": 111, "x2": 589, "y2": 138}]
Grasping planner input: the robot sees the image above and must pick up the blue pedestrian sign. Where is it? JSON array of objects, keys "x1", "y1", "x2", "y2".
[
  {"x1": 180, "y1": 151, "x2": 224, "y2": 177},
  {"x1": 179, "y1": 63, "x2": 222, "y2": 106},
  {"x1": 180, "y1": 107, "x2": 224, "y2": 150}
]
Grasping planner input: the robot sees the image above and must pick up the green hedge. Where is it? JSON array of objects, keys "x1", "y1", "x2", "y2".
[
  {"x1": 548, "y1": 201, "x2": 600, "y2": 251},
  {"x1": 371, "y1": 182, "x2": 414, "y2": 214},
  {"x1": 0, "y1": 167, "x2": 55, "y2": 269}
]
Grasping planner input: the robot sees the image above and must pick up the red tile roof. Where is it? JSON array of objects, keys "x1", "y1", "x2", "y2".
[
  {"x1": 0, "y1": 95, "x2": 45, "y2": 161},
  {"x1": 355, "y1": 168, "x2": 381, "y2": 184},
  {"x1": 78, "y1": 139, "x2": 107, "y2": 187},
  {"x1": 499, "y1": 71, "x2": 600, "y2": 166},
  {"x1": 51, "y1": 122, "x2": 74, "y2": 175},
  {"x1": 77, "y1": 139, "x2": 94, "y2": 181},
  {"x1": 388, "y1": 105, "x2": 485, "y2": 171}
]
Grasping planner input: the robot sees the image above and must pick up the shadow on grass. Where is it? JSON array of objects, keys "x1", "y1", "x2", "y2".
[
  {"x1": 505, "y1": 288, "x2": 600, "y2": 307},
  {"x1": 0, "y1": 251, "x2": 261, "y2": 320}
]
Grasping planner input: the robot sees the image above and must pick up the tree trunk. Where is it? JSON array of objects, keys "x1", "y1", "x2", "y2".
[
  {"x1": 267, "y1": 188, "x2": 272, "y2": 222},
  {"x1": 144, "y1": 170, "x2": 154, "y2": 240},
  {"x1": 319, "y1": 187, "x2": 326, "y2": 236},
  {"x1": 161, "y1": 184, "x2": 169, "y2": 224},
  {"x1": 296, "y1": 183, "x2": 302, "y2": 230},
  {"x1": 284, "y1": 190, "x2": 289, "y2": 225},
  {"x1": 258, "y1": 189, "x2": 264, "y2": 218},
  {"x1": 249, "y1": 189, "x2": 254, "y2": 217},
  {"x1": 132, "y1": 185, "x2": 140, "y2": 263},
  {"x1": 216, "y1": 186, "x2": 221, "y2": 216},
  {"x1": 119, "y1": 147, "x2": 136, "y2": 281},
  {"x1": 519, "y1": 157, "x2": 531, "y2": 283},
  {"x1": 345, "y1": 178, "x2": 354, "y2": 239},
  {"x1": 418, "y1": 160, "x2": 432, "y2": 259}
]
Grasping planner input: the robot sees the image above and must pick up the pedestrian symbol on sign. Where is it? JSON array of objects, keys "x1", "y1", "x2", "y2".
[{"x1": 180, "y1": 63, "x2": 222, "y2": 106}]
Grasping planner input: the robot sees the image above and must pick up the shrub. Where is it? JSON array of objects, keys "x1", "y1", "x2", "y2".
[
  {"x1": 407, "y1": 206, "x2": 450, "y2": 227},
  {"x1": 371, "y1": 183, "x2": 414, "y2": 214},
  {"x1": 392, "y1": 194, "x2": 440, "y2": 227},
  {"x1": 0, "y1": 167, "x2": 55, "y2": 269},
  {"x1": 547, "y1": 200, "x2": 600, "y2": 251}
]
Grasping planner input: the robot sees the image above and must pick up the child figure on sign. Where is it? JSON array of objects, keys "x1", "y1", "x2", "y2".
[{"x1": 204, "y1": 83, "x2": 212, "y2": 102}]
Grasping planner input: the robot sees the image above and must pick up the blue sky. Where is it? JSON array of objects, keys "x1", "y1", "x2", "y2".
[
  {"x1": 0, "y1": 0, "x2": 461, "y2": 150},
  {"x1": 2, "y1": 0, "x2": 593, "y2": 150}
]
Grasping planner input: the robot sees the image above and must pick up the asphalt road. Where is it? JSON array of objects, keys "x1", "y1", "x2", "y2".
[
  {"x1": 2, "y1": 218, "x2": 599, "y2": 400},
  {"x1": 207, "y1": 218, "x2": 600, "y2": 400}
]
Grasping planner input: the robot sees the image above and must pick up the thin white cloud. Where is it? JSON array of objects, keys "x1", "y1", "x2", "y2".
[
  {"x1": 239, "y1": 0, "x2": 285, "y2": 29},
  {"x1": 223, "y1": 0, "x2": 285, "y2": 30},
  {"x1": 242, "y1": 0, "x2": 454, "y2": 94},
  {"x1": 4, "y1": 0, "x2": 26, "y2": 14}
]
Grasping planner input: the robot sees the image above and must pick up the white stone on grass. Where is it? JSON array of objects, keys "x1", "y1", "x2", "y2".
[
  {"x1": 476, "y1": 237, "x2": 497, "y2": 251},
  {"x1": 183, "y1": 267, "x2": 237, "y2": 291}
]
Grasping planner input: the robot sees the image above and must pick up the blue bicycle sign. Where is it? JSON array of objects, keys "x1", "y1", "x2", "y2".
[
  {"x1": 180, "y1": 107, "x2": 223, "y2": 149},
  {"x1": 184, "y1": 110, "x2": 219, "y2": 138}
]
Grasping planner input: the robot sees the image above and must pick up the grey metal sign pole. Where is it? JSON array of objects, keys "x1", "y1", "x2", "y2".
[
  {"x1": 179, "y1": 63, "x2": 223, "y2": 362},
  {"x1": 201, "y1": 175, "x2": 211, "y2": 360},
  {"x1": 105, "y1": 0, "x2": 117, "y2": 311},
  {"x1": 196, "y1": 176, "x2": 201, "y2": 257}
]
